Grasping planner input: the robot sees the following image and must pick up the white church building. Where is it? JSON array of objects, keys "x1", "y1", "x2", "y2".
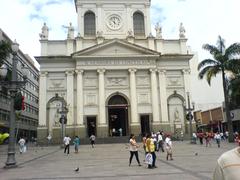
[{"x1": 36, "y1": 0, "x2": 194, "y2": 141}]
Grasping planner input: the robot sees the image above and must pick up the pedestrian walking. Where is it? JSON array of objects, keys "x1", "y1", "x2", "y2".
[
  {"x1": 63, "y1": 135, "x2": 71, "y2": 154},
  {"x1": 129, "y1": 134, "x2": 141, "y2": 166},
  {"x1": 119, "y1": 128, "x2": 122, "y2": 136},
  {"x1": 235, "y1": 132, "x2": 240, "y2": 146},
  {"x1": 47, "y1": 134, "x2": 52, "y2": 146},
  {"x1": 180, "y1": 130, "x2": 184, "y2": 141},
  {"x1": 214, "y1": 132, "x2": 221, "y2": 148},
  {"x1": 165, "y1": 134, "x2": 173, "y2": 160},
  {"x1": 198, "y1": 131, "x2": 204, "y2": 145},
  {"x1": 157, "y1": 131, "x2": 164, "y2": 152},
  {"x1": 73, "y1": 136, "x2": 80, "y2": 153},
  {"x1": 18, "y1": 137, "x2": 26, "y2": 154},
  {"x1": 224, "y1": 131, "x2": 229, "y2": 140},
  {"x1": 145, "y1": 134, "x2": 157, "y2": 169},
  {"x1": 205, "y1": 132, "x2": 211, "y2": 147},
  {"x1": 192, "y1": 132, "x2": 197, "y2": 144},
  {"x1": 89, "y1": 134, "x2": 96, "y2": 148},
  {"x1": 220, "y1": 132, "x2": 225, "y2": 141},
  {"x1": 142, "y1": 133, "x2": 147, "y2": 153}
]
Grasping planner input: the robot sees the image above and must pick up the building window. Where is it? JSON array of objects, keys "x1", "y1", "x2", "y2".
[
  {"x1": 84, "y1": 11, "x2": 96, "y2": 36},
  {"x1": 133, "y1": 12, "x2": 145, "y2": 36}
]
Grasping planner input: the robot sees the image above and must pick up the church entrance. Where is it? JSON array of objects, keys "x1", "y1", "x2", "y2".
[
  {"x1": 107, "y1": 95, "x2": 129, "y2": 137},
  {"x1": 86, "y1": 116, "x2": 96, "y2": 137},
  {"x1": 140, "y1": 115, "x2": 150, "y2": 136}
]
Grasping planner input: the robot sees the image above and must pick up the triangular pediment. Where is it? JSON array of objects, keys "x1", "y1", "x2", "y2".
[{"x1": 72, "y1": 39, "x2": 160, "y2": 58}]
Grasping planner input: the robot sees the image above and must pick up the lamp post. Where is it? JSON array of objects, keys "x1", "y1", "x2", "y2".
[
  {"x1": 0, "y1": 40, "x2": 27, "y2": 168},
  {"x1": 184, "y1": 92, "x2": 195, "y2": 144},
  {"x1": 57, "y1": 96, "x2": 68, "y2": 147}
]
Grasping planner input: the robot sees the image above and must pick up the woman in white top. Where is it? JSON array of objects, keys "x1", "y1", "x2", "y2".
[
  {"x1": 165, "y1": 134, "x2": 173, "y2": 160},
  {"x1": 129, "y1": 134, "x2": 141, "y2": 166}
]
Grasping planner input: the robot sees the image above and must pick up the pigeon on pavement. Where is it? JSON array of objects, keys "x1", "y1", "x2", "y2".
[{"x1": 74, "y1": 167, "x2": 79, "y2": 172}]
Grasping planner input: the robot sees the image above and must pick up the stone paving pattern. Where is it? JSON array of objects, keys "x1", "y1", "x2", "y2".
[{"x1": 0, "y1": 141, "x2": 237, "y2": 180}]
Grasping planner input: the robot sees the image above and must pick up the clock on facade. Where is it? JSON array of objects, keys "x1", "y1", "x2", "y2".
[{"x1": 107, "y1": 15, "x2": 122, "y2": 30}]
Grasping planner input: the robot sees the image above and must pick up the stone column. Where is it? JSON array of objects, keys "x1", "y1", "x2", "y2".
[
  {"x1": 39, "y1": 72, "x2": 48, "y2": 126},
  {"x1": 40, "y1": 40, "x2": 48, "y2": 56},
  {"x1": 150, "y1": 68, "x2": 160, "y2": 124},
  {"x1": 180, "y1": 38, "x2": 188, "y2": 54},
  {"x1": 66, "y1": 71, "x2": 74, "y2": 125},
  {"x1": 75, "y1": 70, "x2": 84, "y2": 125},
  {"x1": 126, "y1": 4, "x2": 132, "y2": 34},
  {"x1": 145, "y1": 5, "x2": 151, "y2": 37},
  {"x1": 148, "y1": 36, "x2": 155, "y2": 50},
  {"x1": 66, "y1": 39, "x2": 74, "y2": 56},
  {"x1": 129, "y1": 68, "x2": 138, "y2": 124},
  {"x1": 158, "y1": 69, "x2": 169, "y2": 122},
  {"x1": 97, "y1": 69, "x2": 106, "y2": 125},
  {"x1": 182, "y1": 69, "x2": 191, "y2": 100},
  {"x1": 97, "y1": 3, "x2": 102, "y2": 33},
  {"x1": 76, "y1": 36, "x2": 83, "y2": 51},
  {"x1": 77, "y1": 5, "x2": 84, "y2": 37}
]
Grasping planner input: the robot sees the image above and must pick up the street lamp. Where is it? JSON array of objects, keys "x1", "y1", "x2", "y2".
[
  {"x1": 56, "y1": 94, "x2": 68, "y2": 147},
  {"x1": 0, "y1": 40, "x2": 28, "y2": 168},
  {"x1": 183, "y1": 92, "x2": 195, "y2": 144}
]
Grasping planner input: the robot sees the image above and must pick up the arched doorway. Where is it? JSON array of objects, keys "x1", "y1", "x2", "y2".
[{"x1": 107, "y1": 94, "x2": 129, "y2": 136}]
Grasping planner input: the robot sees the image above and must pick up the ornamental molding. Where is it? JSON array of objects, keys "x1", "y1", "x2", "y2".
[
  {"x1": 136, "y1": 76, "x2": 150, "y2": 86},
  {"x1": 49, "y1": 78, "x2": 65, "y2": 89},
  {"x1": 84, "y1": 77, "x2": 97, "y2": 87},
  {"x1": 167, "y1": 75, "x2": 183, "y2": 87},
  {"x1": 107, "y1": 77, "x2": 127, "y2": 86}
]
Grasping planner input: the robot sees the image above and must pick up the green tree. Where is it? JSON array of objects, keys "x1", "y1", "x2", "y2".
[
  {"x1": 0, "y1": 40, "x2": 12, "y2": 65},
  {"x1": 229, "y1": 75, "x2": 240, "y2": 109},
  {"x1": 0, "y1": 40, "x2": 12, "y2": 95},
  {"x1": 198, "y1": 36, "x2": 240, "y2": 142}
]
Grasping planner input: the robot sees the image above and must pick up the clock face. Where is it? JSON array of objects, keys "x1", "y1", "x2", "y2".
[{"x1": 107, "y1": 15, "x2": 122, "y2": 30}]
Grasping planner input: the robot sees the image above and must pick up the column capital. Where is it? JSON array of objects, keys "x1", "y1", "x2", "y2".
[
  {"x1": 65, "y1": 70, "x2": 75, "y2": 76},
  {"x1": 158, "y1": 69, "x2": 166, "y2": 75},
  {"x1": 40, "y1": 71, "x2": 48, "y2": 77},
  {"x1": 128, "y1": 68, "x2": 137, "y2": 73},
  {"x1": 182, "y1": 69, "x2": 191, "y2": 74},
  {"x1": 97, "y1": 69, "x2": 105, "y2": 74},
  {"x1": 75, "y1": 69, "x2": 84, "y2": 74},
  {"x1": 149, "y1": 68, "x2": 158, "y2": 73}
]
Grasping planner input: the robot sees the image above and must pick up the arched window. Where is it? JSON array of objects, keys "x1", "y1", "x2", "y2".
[
  {"x1": 133, "y1": 12, "x2": 145, "y2": 36},
  {"x1": 84, "y1": 11, "x2": 96, "y2": 36}
]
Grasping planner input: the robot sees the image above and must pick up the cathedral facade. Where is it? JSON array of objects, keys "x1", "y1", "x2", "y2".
[{"x1": 36, "y1": 0, "x2": 193, "y2": 142}]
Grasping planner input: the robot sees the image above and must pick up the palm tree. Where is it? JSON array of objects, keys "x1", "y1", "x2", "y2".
[{"x1": 198, "y1": 36, "x2": 240, "y2": 142}]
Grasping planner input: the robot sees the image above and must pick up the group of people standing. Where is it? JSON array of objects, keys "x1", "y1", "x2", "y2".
[
  {"x1": 128, "y1": 131, "x2": 173, "y2": 169},
  {"x1": 62, "y1": 134, "x2": 96, "y2": 154},
  {"x1": 196, "y1": 131, "x2": 234, "y2": 148}
]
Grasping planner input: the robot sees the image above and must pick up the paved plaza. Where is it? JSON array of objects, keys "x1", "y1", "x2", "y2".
[{"x1": 0, "y1": 140, "x2": 237, "y2": 180}]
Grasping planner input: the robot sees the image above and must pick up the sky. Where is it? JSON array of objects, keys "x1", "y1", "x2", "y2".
[{"x1": 1, "y1": 0, "x2": 240, "y2": 108}]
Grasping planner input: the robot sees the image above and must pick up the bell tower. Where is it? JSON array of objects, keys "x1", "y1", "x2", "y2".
[{"x1": 75, "y1": 0, "x2": 152, "y2": 39}]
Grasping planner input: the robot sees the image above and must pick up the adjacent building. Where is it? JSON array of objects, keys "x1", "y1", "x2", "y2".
[
  {"x1": 0, "y1": 29, "x2": 39, "y2": 140},
  {"x1": 36, "y1": 0, "x2": 195, "y2": 142},
  {"x1": 194, "y1": 106, "x2": 240, "y2": 133}
]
